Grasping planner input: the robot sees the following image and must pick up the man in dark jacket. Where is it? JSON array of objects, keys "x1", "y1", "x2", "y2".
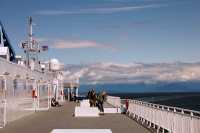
[{"x1": 97, "y1": 91, "x2": 107, "y2": 114}]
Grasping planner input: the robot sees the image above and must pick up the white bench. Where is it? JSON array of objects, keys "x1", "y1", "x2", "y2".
[
  {"x1": 51, "y1": 129, "x2": 112, "y2": 133},
  {"x1": 80, "y1": 100, "x2": 90, "y2": 107},
  {"x1": 75, "y1": 107, "x2": 99, "y2": 117}
]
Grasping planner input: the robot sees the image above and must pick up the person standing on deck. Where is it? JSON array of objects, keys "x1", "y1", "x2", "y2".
[
  {"x1": 97, "y1": 91, "x2": 107, "y2": 114},
  {"x1": 125, "y1": 98, "x2": 129, "y2": 113},
  {"x1": 91, "y1": 89, "x2": 97, "y2": 107},
  {"x1": 88, "y1": 89, "x2": 96, "y2": 107},
  {"x1": 87, "y1": 90, "x2": 92, "y2": 106}
]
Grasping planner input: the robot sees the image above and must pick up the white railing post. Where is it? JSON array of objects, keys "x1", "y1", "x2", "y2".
[
  {"x1": 153, "y1": 105, "x2": 156, "y2": 129},
  {"x1": 148, "y1": 121, "x2": 151, "y2": 128},
  {"x1": 181, "y1": 109, "x2": 184, "y2": 133},
  {"x1": 37, "y1": 81, "x2": 40, "y2": 110},
  {"x1": 48, "y1": 82, "x2": 50, "y2": 109},
  {"x1": 162, "y1": 128, "x2": 165, "y2": 133},
  {"x1": 190, "y1": 112, "x2": 194, "y2": 133},
  {"x1": 173, "y1": 108, "x2": 176, "y2": 133},
  {"x1": 157, "y1": 126, "x2": 160, "y2": 133},
  {"x1": 3, "y1": 77, "x2": 7, "y2": 127}
]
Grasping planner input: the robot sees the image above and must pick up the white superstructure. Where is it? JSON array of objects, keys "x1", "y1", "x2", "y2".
[{"x1": 0, "y1": 17, "x2": 66, "y2": 128}]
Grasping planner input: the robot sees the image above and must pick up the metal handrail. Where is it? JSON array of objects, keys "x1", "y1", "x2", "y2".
[
  {"x1": 121, "y1": 98, "x2": 200, "y2": 118},
  {"x1": 109, "y1": 96, "x2": 200, "y2": 133}
]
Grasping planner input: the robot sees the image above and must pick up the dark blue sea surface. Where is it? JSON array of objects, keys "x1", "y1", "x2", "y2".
[
  {"x1": 79, "y1": 83, "x2": 200, "y2": 111},
  {"x1": 79, "y1": 81, "x2": 200, "y2": 93}
]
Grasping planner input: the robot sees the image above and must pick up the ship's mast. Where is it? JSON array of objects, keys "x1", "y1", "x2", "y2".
[
  {"x1": 26, "y1": 16, "x2": 31, "y2": 67},
  {"x1": 22, "y1": 16, "x2": 40, "y2": 69},
  {"x1": 21, "y1": 16, "x2": 48, "y2": 70}
]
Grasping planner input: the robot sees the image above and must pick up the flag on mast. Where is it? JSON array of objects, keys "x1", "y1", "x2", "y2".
[{"x1": 42, "y1": 45, "x2": 48, "y2": 51}]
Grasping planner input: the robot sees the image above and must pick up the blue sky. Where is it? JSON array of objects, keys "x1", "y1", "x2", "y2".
[{"x1": 1, "y1": 0, "x2": 200, "y2": 64}]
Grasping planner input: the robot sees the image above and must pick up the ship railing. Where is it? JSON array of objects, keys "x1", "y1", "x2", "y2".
[
  {"x1": 106, "y1": 96, "x2": 121, "y2": 107},
  {"x1": 107, "y1": 96, "x2": 200, "y2": 133},
  {"x1": 0, "y1": 74, "x2": 53, "y2": 128}
]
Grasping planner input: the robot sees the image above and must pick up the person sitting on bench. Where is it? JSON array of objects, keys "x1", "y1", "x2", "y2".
[{"x1": 51, "y1": 97, "x2": 60, "y2": 107}]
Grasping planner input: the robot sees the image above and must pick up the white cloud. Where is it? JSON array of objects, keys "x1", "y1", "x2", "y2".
[
  {"x1": 36, "y1": 4, "x2": 162, "y2": 15},
  {"x1": 35, "y1": 38, "x2": 49, "y2": 42},
  {"x1": 52, "y1": 40, "x2": 117, "y2": 51},
  {"x1": 64, "y1": 62, "x2": 200, "y2": 84}
]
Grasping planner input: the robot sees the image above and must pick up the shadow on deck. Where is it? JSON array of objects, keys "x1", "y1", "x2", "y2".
[{"x1": 0, "y1": 102, "x2": 150, "y2": 133}]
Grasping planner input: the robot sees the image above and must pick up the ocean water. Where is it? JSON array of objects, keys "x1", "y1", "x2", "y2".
[
  {"x1": 79, "y1": 83, "x2": 200, "y2": 111},
  {"x1": 79, "y1": 81, "x2": 200, "y2": 93}
]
